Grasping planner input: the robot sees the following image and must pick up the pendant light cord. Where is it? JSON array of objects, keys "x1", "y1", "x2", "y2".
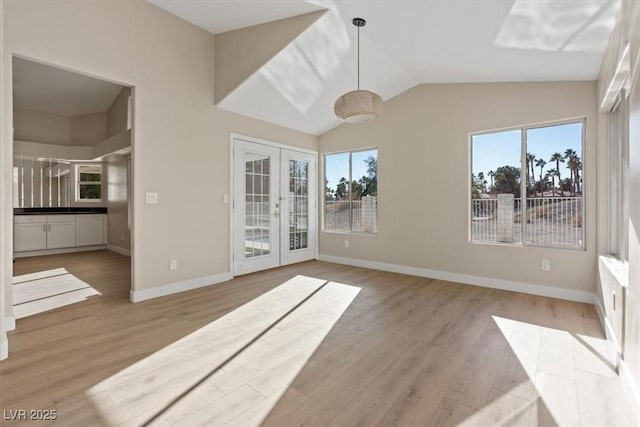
[{"x1": 357, "y1": 24, "x2": 360, "y2": 90}]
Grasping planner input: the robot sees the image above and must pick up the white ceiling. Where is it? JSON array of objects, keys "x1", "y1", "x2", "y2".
[
  {"x1": 220, "y1": 0, "x2": 621, "y2": 135},
  {"x1": 13, "y1": 57, "x2": 124, "y2": 116},
  {"x1": 148, "y1": 0, "x2": 326, "y2": 34},
  {"x1": 166, "y1": 0, "x2": 621, "y2": 135}
]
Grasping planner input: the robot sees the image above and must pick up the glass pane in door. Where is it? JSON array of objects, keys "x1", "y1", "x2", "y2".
[
  {"x1": 245, "y1": 155, "x2": 270, "y2": 258},
  {"x1": 288, "y1": 160, "x2": 309, "y2": 250}
]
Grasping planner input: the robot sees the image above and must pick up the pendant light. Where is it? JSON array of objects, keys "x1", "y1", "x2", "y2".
[{"x1": 334, "y1": 17, "x2": 384, "y2": 123}]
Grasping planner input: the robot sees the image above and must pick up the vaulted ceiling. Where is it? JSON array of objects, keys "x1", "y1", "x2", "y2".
[{"x1": 149, "y1": 0, "x2": 620, "y2": 135}]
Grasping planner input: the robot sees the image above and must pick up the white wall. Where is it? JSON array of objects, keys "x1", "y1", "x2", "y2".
[
  {"x1": 319, "y1": 82, "x2": 597, "y2": 296},
  {"x1": 14, "y1": 108, "x2": 70, "y2": 144},
  {"x1": 107, "y1": 87, "x2": 130, "y2": 138},
  {"x1": 597, "y1": 1, "x2": 640, "y2": 418},
  {"x1": 621, "y1": 0, "x2": 640, "y2": 417},
  {"x1": 0, "y1": 0, "x2": 7, "y2": 360},
  {"x1": 106, "y1": 155, "x2": 130, "y2": 252},
  {"x1": 0, "y1": 0, "x2": 318, "y2": 326},
  {"x1": 14, "y1": 108, "x2": 108, "y2": 146},
  {"x1": 69, "y1": 112, "x2": 107, "y2": 145}
]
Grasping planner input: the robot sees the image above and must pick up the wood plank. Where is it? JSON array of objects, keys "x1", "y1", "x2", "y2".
[
  {"x1": 13, "y1": 273, "x2": 93, "y2": 304},
  {"x1": 13, "y1": 287, "x2": 101, "y2": 319},
  {"x1": 0, "y1": 252, "x2": 632, "y2": 427}
]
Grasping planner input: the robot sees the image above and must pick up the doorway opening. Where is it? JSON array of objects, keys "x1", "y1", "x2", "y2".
[
  {"x1": 232, "y1": 135, "x2": 317, "y2": 276},
  {"x1": 9, "y1": 56, "x2": 134, "y2": 320}
]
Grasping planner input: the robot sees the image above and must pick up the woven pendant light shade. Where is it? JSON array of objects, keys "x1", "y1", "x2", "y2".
[
  {"x1": 334, "y1": 90, "x2": 384, "y2": 123},
  {"x1": 335, "y1": 17, "x2": 383, "y2": 123}
]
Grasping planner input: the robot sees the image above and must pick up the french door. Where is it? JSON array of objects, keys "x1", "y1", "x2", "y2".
[{"x1": 233, "y1": 138, "x2": 317, "y2": 275}]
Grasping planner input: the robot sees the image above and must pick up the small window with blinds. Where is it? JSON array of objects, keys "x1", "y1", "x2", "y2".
[{"x1": 77, "y1": 165, "x2": 103, "y2": 201}]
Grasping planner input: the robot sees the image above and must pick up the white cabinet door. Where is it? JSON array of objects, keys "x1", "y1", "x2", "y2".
[
  {"x1": 47, "y1": 222, "x2": 77, "y2": 249},
  {"x1": 15, "y1": 223, "x2": 47, "y2": 251},
  {"x1": 76, "y1": 214, "x2": 105, "y2": 246}
]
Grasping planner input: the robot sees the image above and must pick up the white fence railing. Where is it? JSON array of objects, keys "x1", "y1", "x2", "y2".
[
  {"x1": 325, "y1": 198, "x2": 377, "y2": 233},
  {"x1": 472, "y1": 196, "x2": 583, "y2": 248}
]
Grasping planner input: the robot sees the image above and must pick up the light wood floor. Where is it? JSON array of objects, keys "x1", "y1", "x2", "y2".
[{"x1": 1, "y1": 251, "x2": 635, "y2": 426}]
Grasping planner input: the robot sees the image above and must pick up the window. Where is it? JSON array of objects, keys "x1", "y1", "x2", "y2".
[
  {"x1": 324, "y1": 149, "x2": 378, "y2": 233},
  {"x1": 609, "y1": 92, "x2": 629, "y2": 261},
  {"x1": 77, "y1": 164, "x2": 102, "y2": 201},
  {"x1": 470, "y1": 120, "x2": 584, "y2": 249}
]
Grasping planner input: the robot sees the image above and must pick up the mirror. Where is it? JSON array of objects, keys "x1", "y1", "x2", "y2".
[{"x1": 13, "y1": 156, "x2": 71, "y2": 207}]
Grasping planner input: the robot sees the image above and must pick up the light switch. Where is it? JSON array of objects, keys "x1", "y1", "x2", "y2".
[
  {"x1": 223, "y1": 194, "x2": 229, "y2": 204},
  {"x1": 146, "y1": 192, "x2": 158, "y2": 204}
]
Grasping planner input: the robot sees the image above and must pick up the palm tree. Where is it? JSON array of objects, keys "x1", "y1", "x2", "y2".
[
  {"x1": 564, "y1": 148, "x2": 578, "y2": 196},
  {"x1": 478, "y1": 172, "x2": 485, "y2": 193},
  {"x1": 574, "y1": 158, "x2": 582, "y2": 193},
  {"x1": 535, "y1": 158, "x2": 546, "y2": 196},
  {"x1": 549, "y1": 153, "x2": 564, "y2": 196},
  {"x1": 526, "y1": 153, "x2": 536, "y2": 191},
  {"x1": 488, "y1": 170, "x2": 495, "y2": 193},
  {"x1": 546, "y1": 168, "x2": 558, "y2": 196}
]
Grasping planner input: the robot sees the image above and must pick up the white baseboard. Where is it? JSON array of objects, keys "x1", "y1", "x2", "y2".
[
  {"x1": 595, "y1": 297, "x2": 623, "y2": 358},
  {"x1": 130, "y1": 272, "x2": 232, "y2": 303},
  {"x1": 318, "y1": 254, "x2": 597, "y2": 304},
  {"x1": 594, "y1": 296, "x2": 606, "y2": 332},
  {"x1": 14, "y1": 245, "x2": 107, "y2": 258},
  {"x1": 595, "y1": 292, "x2": 640, "y2": 425},
  {"x1": 0, "y1": 334, "x2": 7, "y2": 361},
  {"x1": 107, "y1": 245, "x2": 131, "y2": 257},
  {"x1": 620, "y1": 358, "x2": 640, "y2": 425},
  {"x1": 4, "y1": 315, "x2": 15, "y2": 332}
]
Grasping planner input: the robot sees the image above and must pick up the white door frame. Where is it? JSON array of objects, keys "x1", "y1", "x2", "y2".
[{"x1": 229, "y1": 133, "x2": 318, "y2": 277}]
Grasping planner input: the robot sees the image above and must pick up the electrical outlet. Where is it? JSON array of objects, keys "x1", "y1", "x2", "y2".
[
  {"x1": 344, "y1": 240, "x2": 350, "y2": 248},
  {"x1": 146, "y1": 192, "x2": 158, "y2": 204},
  {"x1": 169, "y1": 259, "x2": 177, "y2": 270},
  {"x1": 541, "y1": 259, "x2": 551, "y2": 271}
]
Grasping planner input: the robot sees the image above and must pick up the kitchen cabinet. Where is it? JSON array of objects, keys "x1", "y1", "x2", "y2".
[
  {"x1": 76, "y1": 214, "x2": 106, "y2": 246},
  {"x1": 14, "y1": 213, "x2": 107, "y2": 254},
  {"x1": 14, "y1": 216, "x2": 47, "y2": 252},
  {"x1": 47, "y1": 216, "x2": 77, "y2": 249}
]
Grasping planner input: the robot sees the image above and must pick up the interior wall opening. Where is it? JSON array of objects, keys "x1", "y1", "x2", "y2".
[{"x1": 9, "y1": 55, "x2": 134, "y2": 321}]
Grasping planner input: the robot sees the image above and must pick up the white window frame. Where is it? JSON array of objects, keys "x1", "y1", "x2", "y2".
[
  {"x1": 76, "y1": 164, "x2": 103, "y2": 202},
  {"x1": 469, "y1": 118, "x2": 586, "y2": 250},
  {"x1": 609, "y1": 90, "x2": 629, "y2": 262},
  {"x1": 322, "y1": 147, "x2": 378, "y2": 235}
]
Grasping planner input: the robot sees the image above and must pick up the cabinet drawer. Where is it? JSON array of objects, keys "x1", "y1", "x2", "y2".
[
  {"x1": 14, "y1": 215, "x2": 46, "y2": 224},
  {"x1": 47, "y1": 214, "x2": 77, "y2": 223}
]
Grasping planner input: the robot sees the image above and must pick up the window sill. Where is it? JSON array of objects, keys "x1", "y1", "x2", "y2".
[
  {"x1": 470, "y1": 240, "x2": 586, "y2": 251},
  {"x1": 599, "y1": 255, "x2": 629, "y2": 289},
  {"x1": 321, "y1": 230, "x2": 378, "y2": 236}
]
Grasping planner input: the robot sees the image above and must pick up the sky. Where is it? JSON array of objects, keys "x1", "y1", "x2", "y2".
[
  {"x1": 324, "y1": 122, "x2": 581, "y2": 192},
  {"x1": 472, "y1": 122, "x2": 583, "y2": 185},
  {"x1": 325, "y1": 149, "x2": 376, "y2": 191}
]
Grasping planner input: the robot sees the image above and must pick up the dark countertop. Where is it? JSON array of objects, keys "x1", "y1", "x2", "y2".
[{"x1": 14, "y1": 207, "x2": 107, "y2": 215}]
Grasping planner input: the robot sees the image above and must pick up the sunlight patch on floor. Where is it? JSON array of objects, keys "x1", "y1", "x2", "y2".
[
  {"x1": 456, "y1": 315, "x2": 633, "y2": 426},
  {"x1": 87, "y1": 275, "x2": 360, "y2": 426},
  {"x1": 13, "y1": 268, "x2": 101, "y2": 319}
]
